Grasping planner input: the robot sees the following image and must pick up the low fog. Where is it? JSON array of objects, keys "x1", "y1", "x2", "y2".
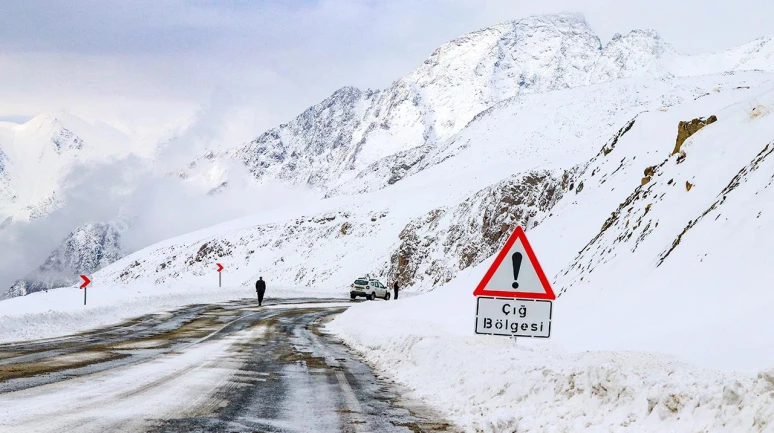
[{"x1": 0, "y1": 120, "x2": 322, "y2": 291}]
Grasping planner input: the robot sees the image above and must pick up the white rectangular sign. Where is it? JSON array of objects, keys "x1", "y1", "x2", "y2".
[{"x1": 475, "y1": 296, "x2": 552, "y2": 338}]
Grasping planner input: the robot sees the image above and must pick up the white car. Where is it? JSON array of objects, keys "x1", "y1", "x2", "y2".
[{"x1": 350, "y1": 277, "x2": 390, "y2": 301}]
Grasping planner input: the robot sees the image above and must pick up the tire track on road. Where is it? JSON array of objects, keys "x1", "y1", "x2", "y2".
[{"x1": 0, "y1": 299, "x2": 458, "y2": 433}]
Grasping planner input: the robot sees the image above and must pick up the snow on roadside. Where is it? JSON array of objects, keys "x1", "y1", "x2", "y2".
[
  {"x1": 0, "y1": 283, "x2": 336, "y2": 344},
  {"x1": 326, "y1": 268, "x2": 774, "y2": 433},
  {"x1": 325, "y1": 81, "x2": 774, "y2": 432},
  {"x1": 0, "y1": 325, "x2": 266, "y2": 432}
]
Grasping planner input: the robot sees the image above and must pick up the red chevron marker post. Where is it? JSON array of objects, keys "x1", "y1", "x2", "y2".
[
  {"x1": 217, "y1": 263, "x2": 224, "y2": 287},
  {"x1": 80, "y1": 275, "x2": 91, "y2": 305}
]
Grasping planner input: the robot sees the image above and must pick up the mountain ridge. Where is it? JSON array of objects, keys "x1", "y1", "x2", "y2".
[
  {"x1": 179, "y1": 14, "x2": 774, "y2": 198},
  {"x1": 59, "y1": 72, "x2": 773, "y2": 295}
]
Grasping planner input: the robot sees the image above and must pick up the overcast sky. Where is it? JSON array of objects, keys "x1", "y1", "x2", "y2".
[{"x1": 1, "y1": 0, "x2": 773, "y2": 142}]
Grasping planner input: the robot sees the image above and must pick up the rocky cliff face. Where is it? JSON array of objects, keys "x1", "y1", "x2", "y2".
[
  {"x1": 227, "y1": 86, "x2": 377, "y2": 188},
  {"x1": 3, "y1": 222, "x2": 125, "y2": 299},
  {"x1": 672, "y1": 115, "x2": 718, "y2": 155},
  {"x1": 383, "y1": 168, "x2": 580, "y2": 290},
  {"x1": 0, "y1": 148, "x2": 13, "y2": 209},
  {"x1": 49, "y1": 125, "x2": 85, "y2": 155}
]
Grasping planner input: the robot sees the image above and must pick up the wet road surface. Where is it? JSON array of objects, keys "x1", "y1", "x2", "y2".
[{"x1": 0, "y1": 298, "x2": 457, "y2": 433}]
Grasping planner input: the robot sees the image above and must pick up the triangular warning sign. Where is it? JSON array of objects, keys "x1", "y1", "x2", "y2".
[{"x1": 473, "y1": 226, "x2": 556, "y2": 300}]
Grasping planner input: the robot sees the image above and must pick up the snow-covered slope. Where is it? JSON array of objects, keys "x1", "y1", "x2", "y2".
[
  {"x1": 182, "y1": 14, "x2": 774, "y2": 197},
  {"x1": 90, "y1": 167, "x2": 575, "y2": 293},
  {"x1": 73, "y1": 73, "x2": 771, "y2": 297},
  {"x1": 327, "y1": 74, "x2": 740, "y2": 197},
  {"x1": 380, "y1": 168, "x2": 578, "y2": 290},
  {"x1": 677, "y1": 35, "x2": 774, "y2": 76},
  {"x1": 2, "y1": 221, "x2": 126, "y2": 299},
  {"x1": 325, "y1": 78, "x2": 774, "y2": 433},
  {"x1": 0, "y1": 113, "x2": 134, "y2": 221},
  {"x1": 548, "y1": 86, "x2": 774, "y2": 372}
]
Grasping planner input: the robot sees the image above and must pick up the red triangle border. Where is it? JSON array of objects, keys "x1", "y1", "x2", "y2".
[{"x1": 472, "y1": 226, "x2": 556, "y2": 300}]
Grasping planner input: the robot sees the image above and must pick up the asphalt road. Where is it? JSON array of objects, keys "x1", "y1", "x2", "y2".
[{"x1": 0, "y1": 298, "x2": 456, "y2": 433}]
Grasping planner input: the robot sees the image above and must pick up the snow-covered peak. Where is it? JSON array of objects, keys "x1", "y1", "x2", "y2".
[
  {"x1": 0, "y1": 111, "x2": 138, "y2": 224},
  {"x1": 593, "y1": 29, "x2": 676, "y2": 82},
  {"x1": 725, "y1": 35, "x2": 774, "y2": 70},
  {"x1": 603, "y1": 28, "x2": 671, "y2": 56},
  {"x1": 22, "y1": 112, "x2": 76, "y2": 128},
  {"x1": 9, "y1": 115, "x2": 79, "y2": 163},
  {"x1": 417, "y1": 13, "x2": 597, "y2": 69},
  {"x1": 17, "y1": 112, "x2": 131, "y2": 157},
  {"x1": 182, "y1": 13, "x2": 774, "y2": 199},
  {"x1": 401, "y1": 13, "x2": 604, "y2": 141}
]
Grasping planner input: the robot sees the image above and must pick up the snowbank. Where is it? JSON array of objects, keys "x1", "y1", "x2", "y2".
[
  {"x1": 326, "y1": 81, "x2": 774, "y2": 431},
  {"x1": 326, "y1": 266, "x2": 774, "y2": 432}
]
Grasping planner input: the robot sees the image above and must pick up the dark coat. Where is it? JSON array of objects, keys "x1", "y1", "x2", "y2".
[{"x1": 256, "y1": 279, "x2": 266, "y2": 292}]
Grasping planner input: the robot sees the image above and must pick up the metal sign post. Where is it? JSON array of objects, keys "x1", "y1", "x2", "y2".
[{"x1": 80, "y1": 275, "x2": 91, "y2": 305}]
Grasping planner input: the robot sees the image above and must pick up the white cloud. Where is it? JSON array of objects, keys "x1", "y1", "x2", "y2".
[
  {"x1": 0, "y1": 152, "x2": 319, "y2": 289},
  {"x1": 1, "y1": 0, "x2": 772, "y2": 139}
]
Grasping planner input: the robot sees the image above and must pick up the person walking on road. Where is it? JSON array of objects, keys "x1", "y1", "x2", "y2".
[
  {"x1": 393, "y1": 281, "x2": 399, "y2": 300},
  {"x1": 255, "y1": 276, "x2": 266, "y2": 306}
]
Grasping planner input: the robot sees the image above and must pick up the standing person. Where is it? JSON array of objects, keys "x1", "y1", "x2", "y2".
[
  {"x1": 255, "y1": 276, "x2": 266, "y2": 306},
  {"x1": 393, "y1": 281, "x2": 399, "y2": 300}
]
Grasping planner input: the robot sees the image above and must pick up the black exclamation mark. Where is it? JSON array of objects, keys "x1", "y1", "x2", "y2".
[{"x1": 511, "y1": 252, "x2": 522, "y2": 289}]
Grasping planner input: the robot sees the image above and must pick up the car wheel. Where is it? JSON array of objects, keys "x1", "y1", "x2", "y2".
[
  {"x1": 384, "y1": 292, "x2": 390, "y2": 300},
  {"x1": 350, "y1": 295, "x2": 356, "y2": 301},
  {"x1": 368, "y1": 292, "x2": 375, "y2": 301}
]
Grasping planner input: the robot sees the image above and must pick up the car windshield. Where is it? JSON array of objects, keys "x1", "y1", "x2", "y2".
[{"x1": 354, "y1": 279, "x2": 369, "y2": 285}]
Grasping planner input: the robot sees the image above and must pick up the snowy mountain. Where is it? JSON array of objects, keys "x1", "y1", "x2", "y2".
[
  {"x1": 78, "y1": 72, "x2": 772, "y2": 295},
  {"x1": 327, "y1": 74, "x2": 718, "y2": 197},
  {"x1": 2, "y1": 221, "x2": 126, "y2": 299},
  {"x1": 322, "y1": 74, "x2": 774, "y2": 433},
  {"x1": 14, "y1": 74, "x2": 772, "y2": 433},
  {"x1": 0, "y1": 113, "x2": 134, "y2": 222},
  {"x1": 181, "y1": 14, "x2": 774, "y2": 197},
  {"x1": 5, "y1": 14, "x2": 774, "y2": 302},
  {"x1": 545, "y1": 85, "x2": 774, "y2": 371}
]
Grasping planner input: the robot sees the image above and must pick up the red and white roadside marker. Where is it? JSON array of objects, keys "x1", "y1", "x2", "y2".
[
  {"x1": 216, "y1": 263, "x2": 224, "y2": 287},
  {"x1": 80, "y1": 274, "x2": 91, "y2": 305}
]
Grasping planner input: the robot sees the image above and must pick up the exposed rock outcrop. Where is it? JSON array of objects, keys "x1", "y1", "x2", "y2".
[
  {"x1": 384, "y1": 168, "x2": 579, "y2": 290},
  {"x1": 672, "y1": 115, "x2": 717, "y2": 155}
]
